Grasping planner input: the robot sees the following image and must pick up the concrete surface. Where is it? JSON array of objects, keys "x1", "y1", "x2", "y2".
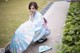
[{"x1": 23, "y1": 1, "x2": 70, "y2": 53}]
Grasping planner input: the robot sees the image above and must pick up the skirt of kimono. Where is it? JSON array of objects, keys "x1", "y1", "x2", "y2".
[{"x1": 10, "y1": 20, "x2": 50, "y2": 53}]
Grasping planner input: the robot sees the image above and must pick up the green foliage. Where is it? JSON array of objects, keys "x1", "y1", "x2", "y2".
[{"x1": 61, "y1": 2, "x2": 80, "y2": 53}]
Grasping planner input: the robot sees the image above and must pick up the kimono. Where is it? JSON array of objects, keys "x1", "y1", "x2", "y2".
[{"x1": 10, "y1": 11, "x2": 50, "y2": 53}]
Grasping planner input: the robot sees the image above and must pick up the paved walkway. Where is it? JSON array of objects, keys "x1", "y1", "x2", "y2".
[{"x1": 24, "y1": 1, "x2": 70, "y2": 53}]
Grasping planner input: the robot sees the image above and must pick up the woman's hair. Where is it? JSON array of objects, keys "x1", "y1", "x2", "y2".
[{"x1": 28, "y1": 1, "x2": 38, "y2": 10}]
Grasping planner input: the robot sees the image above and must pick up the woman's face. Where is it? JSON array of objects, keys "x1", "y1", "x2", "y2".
[{"x1": 30, "y1": 5, "x2": 36, "y2": 13}]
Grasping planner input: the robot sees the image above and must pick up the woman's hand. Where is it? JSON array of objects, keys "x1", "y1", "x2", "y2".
[
  {"x1": 29, "y1": 11, "x2": 34, "y2": 21},
  {"x1": 29, "y1": 11, "x2": 34, "y2": 16}
]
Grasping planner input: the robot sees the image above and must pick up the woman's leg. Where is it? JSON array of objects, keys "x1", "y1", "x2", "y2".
[
  {"x1": 36, "y1": 28, "x2": 51, "y2": 43},
  {"x1": 32, "y1": 27, "x2": 51, "y2": 43}
]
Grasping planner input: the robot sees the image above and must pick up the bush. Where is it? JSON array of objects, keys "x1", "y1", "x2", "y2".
[{"x1": 61, "y1": 2, "x2": 80, "y2": 53}]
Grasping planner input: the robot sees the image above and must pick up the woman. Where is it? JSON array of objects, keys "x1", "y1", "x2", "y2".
[{"x1": 10, "y1": 1, "x2": 50, "y2": 53}]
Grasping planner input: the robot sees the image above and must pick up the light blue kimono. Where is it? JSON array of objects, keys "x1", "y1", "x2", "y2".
[{"x1": 10, "y1": 11, "x2": 50, "y2": 53}]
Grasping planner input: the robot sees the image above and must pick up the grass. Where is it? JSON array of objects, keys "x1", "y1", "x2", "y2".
[{"x1": 0, "y1": 0, "x2": 50, "y2": 48}]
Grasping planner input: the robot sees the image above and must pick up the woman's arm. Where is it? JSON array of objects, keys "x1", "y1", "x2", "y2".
[{"x1": 29, "y1": 11, "x2": 34, "y2": 21}]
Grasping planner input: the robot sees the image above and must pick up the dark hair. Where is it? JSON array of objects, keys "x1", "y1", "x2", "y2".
[{"x1": 28, "y1": 1, "x2": 38, "y2": 10}]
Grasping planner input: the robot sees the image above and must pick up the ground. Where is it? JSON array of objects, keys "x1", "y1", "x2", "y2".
[
  {"x1": 0, "y1": 0, "x2": 70, "y2": 53},
  {"x1": 23, "y1": 1, "x2": 70, "y2": 53},
  {"x1": 0, "y1": 0, "x2": 50, "y2": 48}
]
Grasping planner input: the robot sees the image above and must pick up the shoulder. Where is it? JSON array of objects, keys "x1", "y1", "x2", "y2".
[{"x1": 36, "y1": 11, "x2": 42, "y2": 17}]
